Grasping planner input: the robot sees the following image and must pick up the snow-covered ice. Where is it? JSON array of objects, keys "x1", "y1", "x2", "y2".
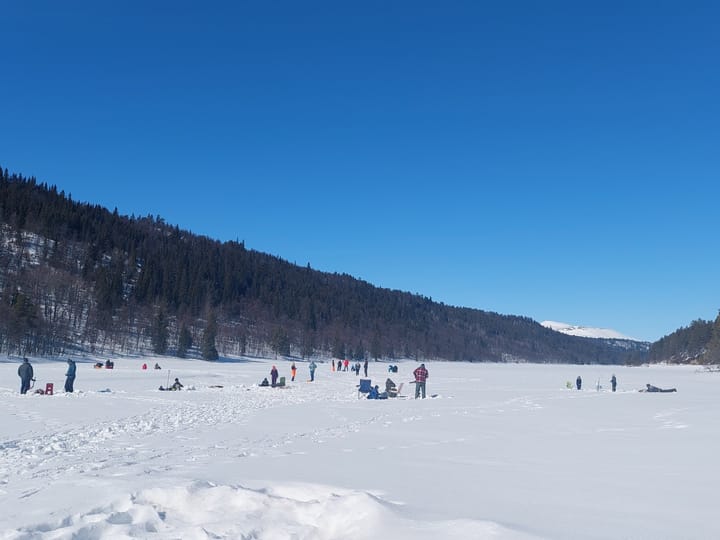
[{"x1": 1, "y1": 356, "x2": 717, "y2": 539}]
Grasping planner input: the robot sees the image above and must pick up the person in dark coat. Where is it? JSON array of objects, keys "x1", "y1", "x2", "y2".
[
  {"x1": 385, "y1": 378, "x2": 398, "y2": 398},
  {"x1": 363, "y1": 359, "x2": 368, "y2": 377},
  {"x1": 645, "y1": 383, "x2": 677, "y2": 393},
  {"x1": 171, "y1": 377, "x2": 184, "y2": 390},
  {"x1": 65, "y1": 359, "x2": 77, "y2": 393},
  {"x1": 270, "y1": 365, "x2": 279, "y2": 387},
  {"x1": 611, "y1": 374, "x2": 617, "y2": 392},
  {"x1": 576, "y1": 376, "x2": 582, "y2": 390},
  {"x1": 18, "y1": 357, "x2": 34, "y2": 394}
]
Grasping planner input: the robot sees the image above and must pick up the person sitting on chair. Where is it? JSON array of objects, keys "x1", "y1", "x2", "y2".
[
  {"x1": 171, "y1": 378, "x2": 183, "y2": 391},
  {"x1": 385, "y1": 378, "x2": 398, "y2": 398},
  {"x1": 367, "y1": 385, "x2": 380, "y2": 399}
]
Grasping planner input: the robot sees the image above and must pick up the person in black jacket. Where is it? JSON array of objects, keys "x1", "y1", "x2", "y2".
[
  {"x1": 18, "y1": 357, "x2": 34, "y2": 394},
  {"x1": 576, "y1": 376, "x2": 582, "y2": 390}
]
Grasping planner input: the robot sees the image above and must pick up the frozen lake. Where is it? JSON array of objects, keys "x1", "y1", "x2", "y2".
[{"x1": 0, "y1": 356, "x2": 716, "y2": 539}]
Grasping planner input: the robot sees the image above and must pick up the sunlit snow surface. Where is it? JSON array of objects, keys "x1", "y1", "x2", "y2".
[{"x1": 1, "y1": 356, "x2": 717, "y2": 539}]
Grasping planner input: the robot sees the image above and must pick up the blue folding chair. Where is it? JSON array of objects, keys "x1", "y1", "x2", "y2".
[{"x1": 358, "y1": 378, "x2": 372, "y2": 398}]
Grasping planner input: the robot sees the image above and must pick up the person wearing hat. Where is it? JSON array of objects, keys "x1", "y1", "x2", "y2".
[
  {"x1": 18, "y1": 357, "x2": 34, "y2": 394},
  {"x1": 413, "y1": 363, "x2": 429, "y2": 399},
  {"x1": 171, "y1": 378, "x2": 184, "y2": 391}
]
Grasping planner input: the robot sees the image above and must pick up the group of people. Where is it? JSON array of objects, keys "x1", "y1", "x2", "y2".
[
  {"x1": 331, "y1": 358, "x2": 369, "y2": 377},
  {"x1": 255, "y1": 360, "x2": 430, "y2": 399},
  {"x1": 141, "y1": 362, "x2": 162, "y2": 370},
  {"x1": 17, "y1": 357, "x2": 76, "y2": 394},
  {"x1": 573, "y1": 375, "x2": 617, "y2": 392},
  {"x1": 16, "y1": 357, "x2": 430, "y2": 398},
  {"x1": 93, "y1": 360, "x2": 115, "y2": 369},
  {"x1": 261, "y1": 361, "x2": 319, "y2": 386},
  {"x1": 572, "y1": 375, "x2": 677, "y2": 393}
]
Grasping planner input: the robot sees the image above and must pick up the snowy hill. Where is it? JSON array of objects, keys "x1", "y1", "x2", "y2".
[{"x1": 541, "y1": 320, "x2": 641, "y2": 341}]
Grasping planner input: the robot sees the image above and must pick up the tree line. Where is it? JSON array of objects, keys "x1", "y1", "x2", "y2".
[
  {"x1": 647, "y1": 315, "x2": 720, "y2": 364},
  {"x1": 1, "y1": 167, "x2": 648, "y2": 364}
]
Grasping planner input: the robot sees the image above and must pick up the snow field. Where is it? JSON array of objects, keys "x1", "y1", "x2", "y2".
[{"x1": 0, "y1": 357, "x2": 718, "y2": 539}]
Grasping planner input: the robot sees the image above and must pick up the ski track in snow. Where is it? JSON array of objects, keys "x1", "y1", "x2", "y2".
[
  {"x1": 1, "y1": 380, "x2": 681, "y2": 491},
  {"x1": 0, "y1": 382, "x2": 443, "y2": 495}
]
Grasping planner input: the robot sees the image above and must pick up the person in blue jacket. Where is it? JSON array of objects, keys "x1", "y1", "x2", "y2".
[
  {"x1": 65, "y1": 359, "x2": 76, "y2": 392},
  {"x1": 18, "y1": 357, "x2": 34, "y2": 394}
]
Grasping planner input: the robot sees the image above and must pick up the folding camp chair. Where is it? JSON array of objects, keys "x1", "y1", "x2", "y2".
[{"x1": 358, "y1": 378, "x2": 372, "y2": 398}]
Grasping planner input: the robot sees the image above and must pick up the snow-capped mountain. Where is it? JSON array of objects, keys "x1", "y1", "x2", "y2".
[{"x1": 541, "y1": 320, "x2": 640, "y2": 341}]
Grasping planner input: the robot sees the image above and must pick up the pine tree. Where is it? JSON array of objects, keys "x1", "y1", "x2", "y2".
[
  {"x1": 177, "y1": 325, "x2": 192, "y2": 358},
  {"x1": 201, "y1": 314, "x2": 219, "y2": 361},
  {"x1": 271, "y1": 326, "x2": 290, "y2": 358},
  {"x1": 151, "y1": 309, "x2": 168, "y2": 355},
  {"x1": 703, "y1": 312, "x2": 720, "y2": 364}
]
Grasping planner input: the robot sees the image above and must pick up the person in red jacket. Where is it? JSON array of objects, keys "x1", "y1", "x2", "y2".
[{"x1": 413, "y1": 363, "x2": 429, "y2": 399}]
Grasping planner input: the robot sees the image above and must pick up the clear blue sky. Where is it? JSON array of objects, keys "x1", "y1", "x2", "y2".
[{"x1": 2, "y1": 1, "x2": 719, "y2": 342}]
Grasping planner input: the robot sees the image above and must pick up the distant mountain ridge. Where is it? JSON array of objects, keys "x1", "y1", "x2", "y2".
[{"x1": 541, "y1": 321, "x2": 642, "y2": 342}]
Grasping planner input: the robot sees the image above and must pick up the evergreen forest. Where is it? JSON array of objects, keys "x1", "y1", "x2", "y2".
[{"x1": 0, "y1": 168, "x2": 660, "y2": 364}]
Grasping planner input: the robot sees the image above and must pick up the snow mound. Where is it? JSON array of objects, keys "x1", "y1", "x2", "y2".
[{"x1": 5, "y1": 481, "x2": 541, "y2": 540}]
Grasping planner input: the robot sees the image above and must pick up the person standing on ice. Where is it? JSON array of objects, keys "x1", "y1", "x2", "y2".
[
  {"x1": 291, "y1": 362, "x2": 297, "y2": 382},
  {"x1": 576, "y1": 376, "x2": 582, "y2": 390},
  {"x1": 64, "y1": 359, "x2": 76, "y2": 393},
  {"x1": 413, "y1": 363, "x2": 429, "y2": 399},
  {"x1": 18, "y1": 357, "x2": 34, "y2": 394},
  {"x1": 610, "y1": 374, "x2": 617, "y2": 392},
  {"x1": 308, "y1": 360, "x2": 317, "y2": 381},
  {"x1": 270, "y1": 365, "x2": 279, "y2": 387},
  {"x1": 363, "y1": 359, "x2": 368, "y2": 377}
]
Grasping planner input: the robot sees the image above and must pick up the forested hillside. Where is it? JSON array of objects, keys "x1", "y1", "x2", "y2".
[
  {"x1": 647, "y1": 316, "x2": 720, "y2": 364},
  {"x1": 0, "y1": 168, "x2": 648, "y2": 364}
]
